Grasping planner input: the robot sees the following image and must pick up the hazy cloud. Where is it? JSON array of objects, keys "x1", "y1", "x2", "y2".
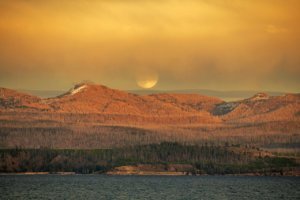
[{"x1": 0, "y1": 0, "x2": 299, "y2": 92}]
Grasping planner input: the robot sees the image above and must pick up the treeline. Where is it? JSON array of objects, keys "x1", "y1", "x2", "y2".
[{"x1": 0, "y1": 143, "x2": 298, "y2": 174}]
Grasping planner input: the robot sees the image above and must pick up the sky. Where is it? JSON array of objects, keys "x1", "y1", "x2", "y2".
[{"x1": 0, "y1": 0, "x2": 299, "y2": 92}]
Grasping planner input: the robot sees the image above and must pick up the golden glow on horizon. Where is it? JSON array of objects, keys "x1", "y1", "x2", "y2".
[
  {"x1": 136, "y1": 70, "x2": 159, "y2": 89},
  {"x1": 0, "y1": 0, "x2": 299, "y2": 91},
  {"x1": 137, "y1": 79, "x2": 158, "y2": 89}
]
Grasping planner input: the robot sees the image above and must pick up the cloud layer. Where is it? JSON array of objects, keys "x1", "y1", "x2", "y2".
[{"x1": 0, "y1": 0, "x2": 299, "y2": 91}]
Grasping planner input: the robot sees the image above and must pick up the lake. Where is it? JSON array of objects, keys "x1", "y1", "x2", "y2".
[{"x1": 0, "y1": 175, "x2": 299, "y2": 199}]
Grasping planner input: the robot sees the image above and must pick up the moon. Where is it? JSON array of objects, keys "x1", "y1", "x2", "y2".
[{"x1": 136, "y1": 73, "x2": 158, "y2": 89}]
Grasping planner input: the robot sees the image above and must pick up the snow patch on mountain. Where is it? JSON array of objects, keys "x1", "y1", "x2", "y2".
[
  {"x1": 70, "y1": 85, "x2": 87, "y2": 95},
  {"x1": 249, "y1": 93, "x2": 269, "y2": 101}
]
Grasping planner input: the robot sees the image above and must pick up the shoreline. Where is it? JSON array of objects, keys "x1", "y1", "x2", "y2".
[{"x1": 0, "y1": 172, "x2": 299, "y2": 177}]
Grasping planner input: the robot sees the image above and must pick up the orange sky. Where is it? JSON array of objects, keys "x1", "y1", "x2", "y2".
[{"x1": 0, "y1": 0, "x2": 299, "y2": 91}]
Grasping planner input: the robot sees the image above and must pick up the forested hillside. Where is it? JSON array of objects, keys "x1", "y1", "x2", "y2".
[{"x1": 1, "y1": 143, "x2": 298, "y2": 175}]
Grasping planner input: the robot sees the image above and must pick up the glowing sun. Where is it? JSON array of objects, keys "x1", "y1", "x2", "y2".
[{"x1": 136, "y1": 72, "x2": 158, "y2": 89}]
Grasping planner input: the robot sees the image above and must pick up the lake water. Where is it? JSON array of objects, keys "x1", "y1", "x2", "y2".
[{"x1": 0, "y1": 175, "x2": 299, "y2": 200}]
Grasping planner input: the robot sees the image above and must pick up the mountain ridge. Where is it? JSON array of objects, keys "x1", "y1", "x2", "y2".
[
  {"x1": 18, "y1": 87, "x2": 287, "y2": 101},
  {"x1": 1, "y1": 83, "x2": 299, "y2": 124}
]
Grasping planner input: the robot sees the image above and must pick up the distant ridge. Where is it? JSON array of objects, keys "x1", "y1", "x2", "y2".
[
  {"x1": 20, "y1": 88, "x2": 285, "y2": 101},
  {"x1": 1, "y1": 82, "x2": 299, "y2": 125},
  {"x1": 129, "y1": 89, "x2": 285, "y2": 101}
]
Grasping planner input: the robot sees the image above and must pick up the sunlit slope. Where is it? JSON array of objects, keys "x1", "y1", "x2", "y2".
[{"x1": 0, "y1": 83, "x2": 299, "y2": 124}]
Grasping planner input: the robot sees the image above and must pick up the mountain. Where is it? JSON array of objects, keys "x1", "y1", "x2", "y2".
[
  {"x1": 214, "y1": 92, "x2": 300, "y2": 122},
  {"x1": 0, "y1": 83, "x2": 299, "y2": 149},
  {"x1": 45, "y1": 83, "x2": 221, "y2": 118},
  {"x1": 0, "y1": 83, "x2": 299, "y2": 124},
  {"x1": 0, "y1": 87, "x2": 48, "y2": 110}
]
